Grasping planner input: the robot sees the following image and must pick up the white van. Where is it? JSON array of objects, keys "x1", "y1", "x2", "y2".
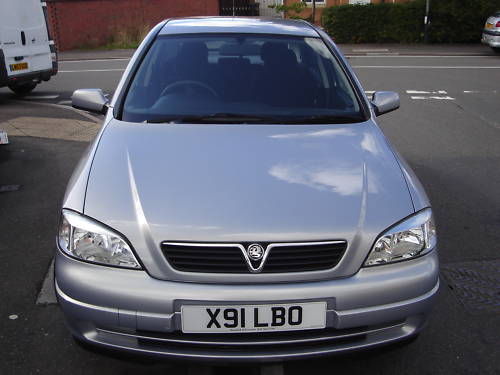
[{"x1": 0, "y1": 0, "x2": 57, "y2": 95}]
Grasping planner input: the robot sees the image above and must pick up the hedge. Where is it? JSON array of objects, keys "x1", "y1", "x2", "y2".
[{"x1": 321, "y1": 0, "x2": 500, "y2": 44}]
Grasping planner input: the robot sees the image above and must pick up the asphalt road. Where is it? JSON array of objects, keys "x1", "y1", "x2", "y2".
[{"x1": 0, "y1": 51, "x2": 499, "y2": 375}]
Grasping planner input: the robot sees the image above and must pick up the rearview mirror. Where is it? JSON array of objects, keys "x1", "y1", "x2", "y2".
[
  {"x1": 71, "y1": 89, "x2": 109, "y2": 115},
  {"x1": 371, "y1": 91, "x2": 400, "y2": 116}
]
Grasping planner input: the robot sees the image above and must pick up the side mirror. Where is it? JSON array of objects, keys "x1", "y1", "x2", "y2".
[
  {"x1": 71, "y1": 89, "x2": 109, "y2": 115},
  {"x1": 371, "y1": 91, "x2": 400, "y2": 116}
]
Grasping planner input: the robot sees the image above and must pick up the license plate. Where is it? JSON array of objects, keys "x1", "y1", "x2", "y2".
[
  {"x1": 181, "y1": 302, "x2": 327, "y2": 333},
  {"x1": 486, "y1": 23, "x2": 494, "y2": 29},
  {"x1": 10, "y1": 62, "x2": 28, "y2": 72}
]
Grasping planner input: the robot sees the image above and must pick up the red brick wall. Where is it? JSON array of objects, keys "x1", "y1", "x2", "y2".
[{"x1": 46, "y1": 0, "x2": 220, "y2": 51}]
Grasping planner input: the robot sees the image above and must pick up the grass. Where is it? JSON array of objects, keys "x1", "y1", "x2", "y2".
[{"x1": 75, "y1": 24, "x2": 150, "y2": 50}]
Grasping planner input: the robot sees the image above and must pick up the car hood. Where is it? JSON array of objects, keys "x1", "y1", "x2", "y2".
[{"x1": 83, "y1": 119, "x2": 414, "y2": 282}]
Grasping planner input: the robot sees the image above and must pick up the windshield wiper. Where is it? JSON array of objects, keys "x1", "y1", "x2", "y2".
[
  {"x1": 146, "y1": 113, "x2": 283, "y2": 124},
  {"x1": 282, "y1": 114, "x2": 365, "y2": 124},
  {"x1": 146, "y1": 113, "x2": 365, "y2": 125}
]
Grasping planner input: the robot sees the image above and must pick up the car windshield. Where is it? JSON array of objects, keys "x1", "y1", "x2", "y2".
[{"x1": 122, "y1": 34, "x2": 364, "y2": 124}]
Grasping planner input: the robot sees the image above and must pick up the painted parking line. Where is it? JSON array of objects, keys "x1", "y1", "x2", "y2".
[
  {"x1": 406, "y1": 90, "x2": 448, "y2": 94},
  {"x1": 352, "y1": 48, "x2": 389, "y2": 53},
  {"x1": 411, "y1": 96, "x2": 455, "y2": 100},
  {"x1": 363, "y1": 89, "x2": 499, "y2": 100}
]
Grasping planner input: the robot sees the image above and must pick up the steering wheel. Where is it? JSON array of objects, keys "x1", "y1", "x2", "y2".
[{"x1": 160, "y1": 80, "x2": 218, "y2": 98}]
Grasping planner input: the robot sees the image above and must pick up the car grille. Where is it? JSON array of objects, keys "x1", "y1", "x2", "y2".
[
  {"x1": 161, "y1": 241, "x2": 347, "y2": 274},
  {"x1": 162, "y1": 243, "x2": 248, "y2": 273}
]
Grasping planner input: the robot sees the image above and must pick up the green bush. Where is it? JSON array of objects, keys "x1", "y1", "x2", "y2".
[
  {"x1": 428, "y1": 0, "x2": 500, "y2": 43},
  {"x1": 321, "y1": 0, "x2": 500, "y2": 44}
]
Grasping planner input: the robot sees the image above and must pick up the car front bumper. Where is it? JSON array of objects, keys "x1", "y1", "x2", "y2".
[
  {"x1": 482, "y1": 31, "x2": 500, "y2": 47},
  {"x1": 55, "y1": 249, "x2": 439, "y2": 361}
]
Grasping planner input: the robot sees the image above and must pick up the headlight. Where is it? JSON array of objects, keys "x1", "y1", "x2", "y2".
[
  {"x1": 58, "y1": 209, "x2": 141, "y2": 269},
  {"x1": 364, "y1": 208, "x2": 436, "y2": 266}
]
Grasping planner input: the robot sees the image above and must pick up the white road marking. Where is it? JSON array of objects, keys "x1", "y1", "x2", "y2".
[
  {"x1": 353, "y1": 66, "x2": 500, "y2": 69},
  {"x1": 346, "y1": 55, "x2": 497, "y2": 58},
  {"x1": 59, "y1": 69, "x2": 125, "y2": 73},
  {"x1": 464, "y1": 90, "x2": 480, "y2": 93},
  {"x1": 60, "y1": 58, "x2": 130, "y2": 63},
  {"x1": 411, "y1": 96, "x2": 455, "y2": 100},
  {"x1": 352, "y1": 48, "x2": 389, "y2": 53},
  {"x1": 407, "y1": 90, "x2": 448, "y2": 94},
  {"x1": 23, "y1": 95, "x2": 59, "y2": 100},
  {"x1": 9, "y1": 315, "x2": 18, "y2": 320},
  {"x1": 36, "y1": 260, "x2": 57, "y2": 305},
  {"x1": 0, "y1": 130, "x2": 9, "y2": 144}
]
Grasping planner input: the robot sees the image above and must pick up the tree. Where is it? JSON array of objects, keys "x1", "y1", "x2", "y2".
[{"x1": 268, "y1": 1, "x2": 308, "y2": 20}]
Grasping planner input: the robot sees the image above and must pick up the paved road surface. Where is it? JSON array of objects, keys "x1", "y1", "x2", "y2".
[{"x1": 0, "y1": 52, "x2": 499, "y2": 374}]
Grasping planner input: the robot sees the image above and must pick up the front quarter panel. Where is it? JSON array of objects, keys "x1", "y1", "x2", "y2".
[
  {"x1": 389, "y1": 147, "x2": 430, "y2": 211},
  {"x1": 314, "y1": 25, "x2": 429, "y2": 211},
  {"x1": 62, "y1": 117, "x2": 111, "y2": 212},
  {"x1": 63, "y1": 20, "x2": 168, "y2": 212}
]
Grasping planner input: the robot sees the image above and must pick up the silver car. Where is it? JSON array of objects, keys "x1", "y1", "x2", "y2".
[
  {"x1": 482, "y1": 11, "x2": 500, "y2": 52},
  {"x1": 57, "y1": 17, "x2": 439, "y2": 361}
]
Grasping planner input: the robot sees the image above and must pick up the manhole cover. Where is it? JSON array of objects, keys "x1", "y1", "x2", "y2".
[{"x1": 441, "y1": 259, "x2": 500, "y2": 315}]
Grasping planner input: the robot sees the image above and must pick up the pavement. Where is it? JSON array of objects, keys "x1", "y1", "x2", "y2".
[
  {"x1": 0, "y1": 44, "x2": 499, "y2": 374},
  {"x1": 59, "y1": 48, "x2": 136, "y2": 61},
  {"x1": 338, "y1": 43, "x2": 499, "y2": 56},
  {"x1": 0, "y1": 101, "x2": 99, "y2": 142}
]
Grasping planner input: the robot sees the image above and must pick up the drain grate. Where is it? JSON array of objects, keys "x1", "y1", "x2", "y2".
[{"x1": 441, "y1": 259, "x2": 500, "y2": 314}]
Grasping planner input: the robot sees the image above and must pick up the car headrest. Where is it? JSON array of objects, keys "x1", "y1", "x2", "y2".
[
  {"x1": 178, "y1": 41, "x2": 209, "y2": 64},
  {"x1": 261, "y1": 42, "x2": 297, "y2": 69}
]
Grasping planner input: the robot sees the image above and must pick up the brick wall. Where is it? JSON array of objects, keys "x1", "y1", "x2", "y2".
[{"x1": 46, "y1": 0, "x2": 220, "y2": 51}]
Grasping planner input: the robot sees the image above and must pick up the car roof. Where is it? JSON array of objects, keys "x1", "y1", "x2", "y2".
[{"x1": 159, "y1": 17, "x2": 319, "y2": 37}]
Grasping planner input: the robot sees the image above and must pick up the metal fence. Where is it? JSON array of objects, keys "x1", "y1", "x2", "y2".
[{"x1": 219, "y1": 0, "x2": 260, "y2": 16}]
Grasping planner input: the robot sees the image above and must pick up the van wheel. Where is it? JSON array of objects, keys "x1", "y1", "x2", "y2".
[
  {"x1": 491, "y1": 47, "x2": 500, "y2": 54},
  {"x1": 8, "y1": 82, "x2": 37, "y2": 95}
]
